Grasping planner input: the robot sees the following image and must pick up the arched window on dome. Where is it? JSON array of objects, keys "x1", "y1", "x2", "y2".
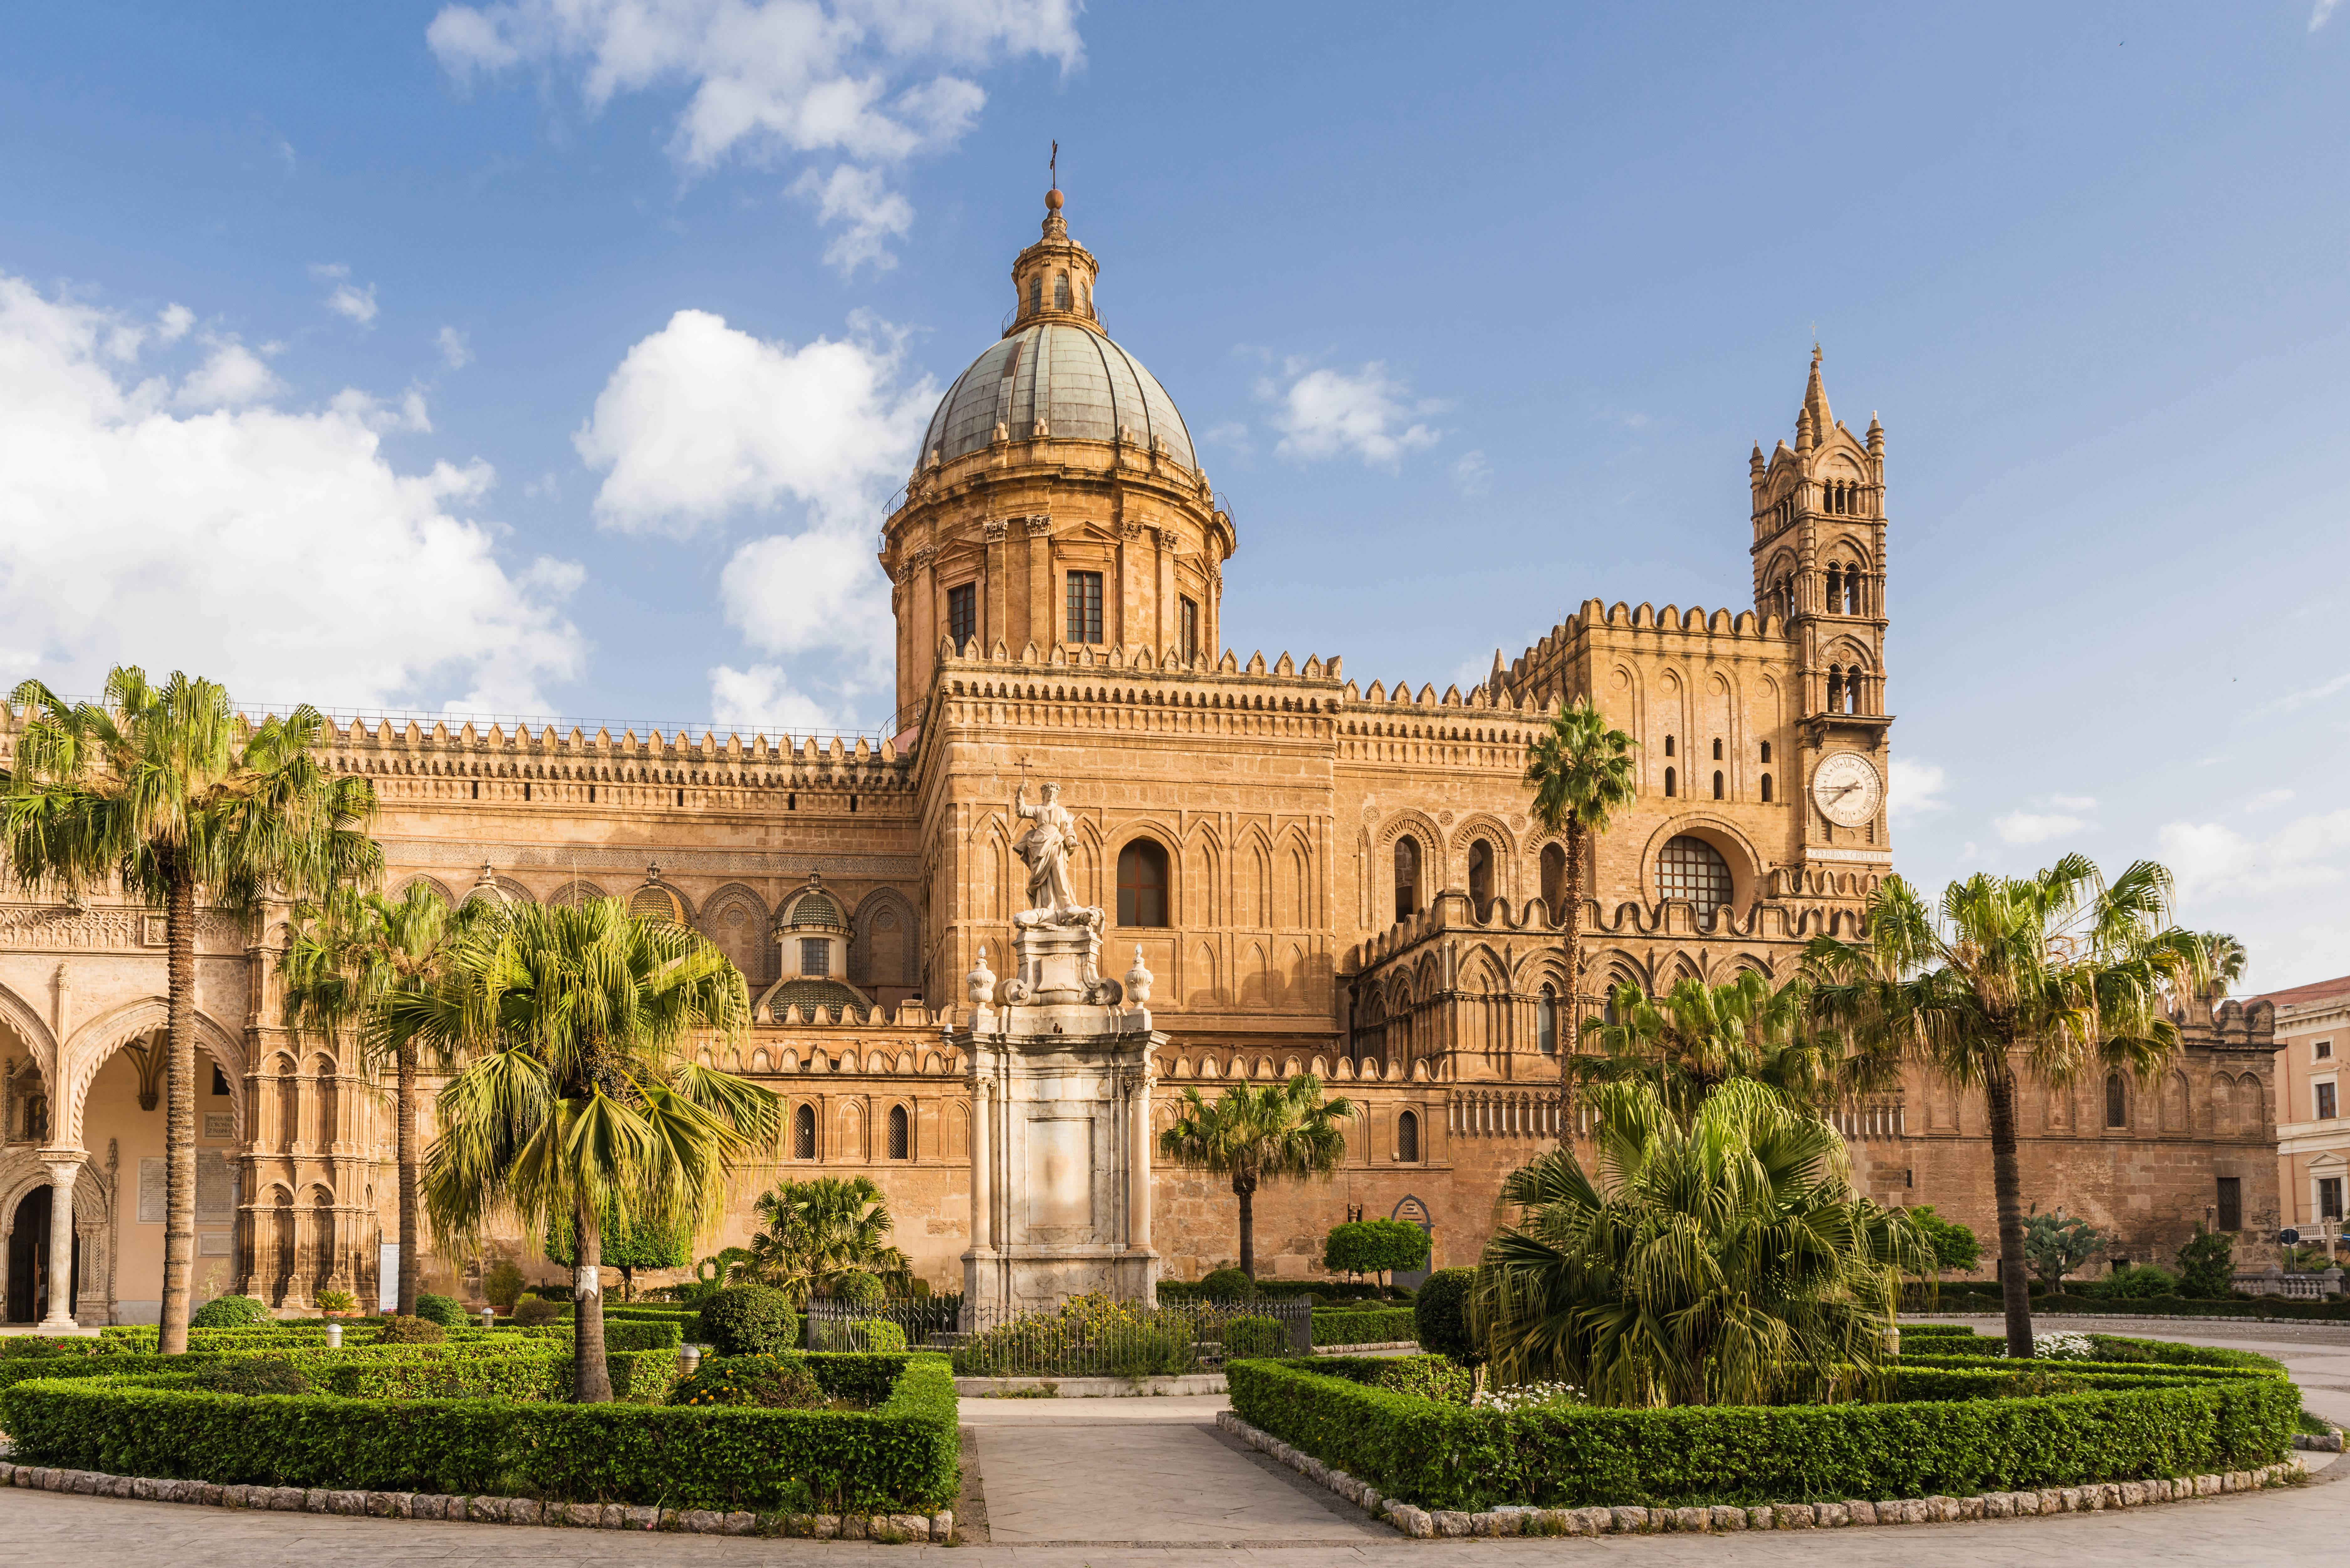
[
  {"x1": 1658, "y1": 835, "x2": 1733, "y2": 916},
  {"x1": 1117, "y1": 838, "x2": 1169, "y2": 927},
  {"x1": 1028, "y1": 275, "x2": 1042, "y2": 314},
  {"x1": 1394, "y1": 836, "x2": 1421, "y2": 922},
  {"x1": 1053, "y1": 272, "x2": 1070, "y2": 310}
]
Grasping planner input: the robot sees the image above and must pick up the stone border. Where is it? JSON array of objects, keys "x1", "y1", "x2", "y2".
[
  {"x1": 953, "y1": 1373, "x2": 1225, "y2": 1398},
  {"x1": 0, "y1": 1462, "x2": 952, "y2": 1540},
  {"x1": 1216, "y1": 1411, "x2": 2308, "y2": 1539}
]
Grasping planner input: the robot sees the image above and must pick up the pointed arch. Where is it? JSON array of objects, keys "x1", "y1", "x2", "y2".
[
  {"x1": 850, "y1": 887, "x2": 920, "y2": 989},
  {"x1": 60, "y1": 997, "x2": 248, "y2": 1147},
  {"x1": 699, "y1": 883, "x2": 774, "y2": 986}
]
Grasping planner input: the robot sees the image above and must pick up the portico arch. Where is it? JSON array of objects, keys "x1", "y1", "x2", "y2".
[
  {"x1": 0, "y1": 1147, "x2": 111, "y2": 1325},
  {"x1": 58, "y1": 998, "x2": 247, "y2": 1147}
]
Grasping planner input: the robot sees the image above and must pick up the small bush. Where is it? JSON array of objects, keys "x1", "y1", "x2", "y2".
[
  {"x1": 0, "y1": 1336, "x2": 99, "y2": 1361},
  {"x1": 1198, "y1": 1266, "x2": 1255, "y2": 1300},
  {"x1": 373, "y1": 1315, "x2": 446, "y2": 1345},
  {"x1": 483, "y1": 1259, "x2": 526, "y2": 1310},
  {"x1": 512, "y1": 1294, "x2": 566, "y2": 1327},
  {"x1": 2177, "y1": 1226, "x2": 2236, "y2": 1299},
  {"x1": 849, "y1": 1319, "x2": 908, "y2": 1353},
  {"x1": 189, "y1": 1295, "x2": 271, "y2": 1330},
  {"x1": 2093, "y1": 1263, "x2": 2181, "y2": 1300},
  {"x1": 1225, "y1": 1315, "x2": 1287, "y2": 1359},
  {"x1": 193, "y1": 1357, "x2": 312, "y2": 1397},
  {"x1": 1371, "y1": 1355, "x2": 1474, "y2": 1406},
  {"x1": 829, "y1": 1272, "x2": 886, "y2": 1309},
  {"x1": 701, "y1": 1284, "x2": 801, "y2": 1356},
  {"x1": 412, "y1": 1293, "x2": 467, "y2": 1328},
  {"x1": 1312, "y1": 1306, "x2": 1417, "y2": 1347},
  {"x1": 670, "y1": 1353, "x2": 835, "y2": 1409},
  {"x1": 1412, "y1": 1268, "x2": 1480, "y2": 1367}
]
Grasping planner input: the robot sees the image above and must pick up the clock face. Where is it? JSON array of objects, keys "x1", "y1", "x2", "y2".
[{"x1": 1811, "y1": 752, "x2": 1883, "y2": 828}]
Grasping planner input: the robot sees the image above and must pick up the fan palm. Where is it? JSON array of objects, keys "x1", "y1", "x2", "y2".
[
  {"x1": 1575, "y1": 970, "x2": 1846, "y2": 1120},
  {"x1": 1803, "y1": 857, "x2": 2203, "y2": 1358},
  {"x1": 1157, "y1": 1074, "x2": 1356, "y2": 1278},
  {"x1": 1473, "y1": 1078, "x2": 1927, "y2": 1407},
  {"x1": 400, "y1": 897, "x2": 775, "y2": 1401},
  {"x1": 744, "y1": 1175, "x2": 911, "y2": 1305},
  {"x1": 281, "y1": 881, "x2": 482, "y2": 1316},
  {"x1": 1522, "y1": 697, "x2": 1637, "y2": 1117},
  {"x1": 0, "y1": 669, "x2": 377, "y2": 1352},
  {"x1": 2195, "y1": 932, "x2": 2247, "y2": 998}
]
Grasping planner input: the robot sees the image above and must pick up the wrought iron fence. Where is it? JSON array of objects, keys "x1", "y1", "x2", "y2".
[
  {"x1": 942, "y1": 1297, "x2": 1312, "y2": 1378},
  {"x1": 804, "y1": 1293, "x2": 967, "y2": 1351}
]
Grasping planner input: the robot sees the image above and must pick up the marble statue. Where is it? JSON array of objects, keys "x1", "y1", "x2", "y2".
[{"x1": 1012, "y1": 781, "x2": 1094, "y2": 926}]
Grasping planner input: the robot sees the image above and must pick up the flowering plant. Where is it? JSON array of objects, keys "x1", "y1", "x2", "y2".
[{"x1": 1473, "y1": 1379, "x2": 1585, "y2": 1412}]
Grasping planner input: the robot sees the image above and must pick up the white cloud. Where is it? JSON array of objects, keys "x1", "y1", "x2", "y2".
[
  {"x1": 2316, "y1": 0, "x2": 2342, "y2": 33},
  {"x1": 326, "y1": 283, "x2": 379, "y2": 326},
  {"x1": 718, "y1": 523, "x2": 895, "y2": 666},
  {"x1": 435, "y1": 325, "x2": 473, "y2": 368},
  {"x1": 426, "y1": 0, "x2": 1081, "y2": 268},
  {"x1": 2246, "y1": 788, "x2": 2295, "y2": 813},
  {"x1": 309, "y1": 263, "x2": 350, "y2": 280},
  {"x1": 1451, "y1": 448, "x2": 1491, "y2": 496},
  {"x1": 0, "y1": 272, "x2": 585, "y2": 713},
  {"x1": 574, "y1": 306, "x2": 932, "y2": 535},
  {"x1": 2250, "y1": 669, "x2": 2350, "y2": 718},
  {"x1": 2160, "y1": 809, "x2": 2350, "y2": 899},
  {"x1": 1993, "y1": 792, "x2": 2099, "y2": 846},
  {"x1": 789, "y1": 164, "x2": 913, "y2": 276},
  {"x1": 1265, "y1": 360, "x2": 1444, "y2": 468},
  {"x1": 1888, "y1": 756, "x2": 1951, "y2": 824},
  {"x1": 709, "y1": 660, "x2": 849, "y2": 734}
]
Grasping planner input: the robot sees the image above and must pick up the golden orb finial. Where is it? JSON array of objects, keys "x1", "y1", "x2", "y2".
[{"x1": 1045, "y1": 186, "x2": 1063, "y2": 211}]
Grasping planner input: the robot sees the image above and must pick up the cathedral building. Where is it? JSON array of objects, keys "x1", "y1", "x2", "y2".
[{"x1": 0, "y1": 190, "x2": 2275, "y2": 1324}]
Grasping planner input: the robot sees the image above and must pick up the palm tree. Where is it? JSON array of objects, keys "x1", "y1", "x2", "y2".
[
  {"x1": 1803, "y1": 857, "x2": 2203, "y2": 1359},
  {"x1": 1522, "y1": 696, "x2": 1637, "y2": 1114},
  {"x1": 744, "y1": 1175, "x2": 911, "y2": 1305},
  {"x1": 1157, "y1": 1074, "x2": 1356, "y2": 1278},
  {"x1": 1574, "y1": 971, "x2": 1845, "y2": 1120},
  {"x1": 1473, "y1": 1078, "x2": 1928, "y2": 1406},
  {"x1": 402, "y1": 897, "x2": 776, "y2": 1402},
  {"x1": 281, "y1": 881, "x2": 480, "y2": 1317},
  {"x1": 0, "y1": 669, "x2": 377, "y2": 1353},
  {"x1": 2195, "y1": 932, "x2": 2247, "y2": 998}
]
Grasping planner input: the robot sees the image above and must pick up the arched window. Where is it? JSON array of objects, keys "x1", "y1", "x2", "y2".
[
  {"x1": 1825, "y1": 564, "x2": 1842, "y2": 611},
  {"x1": 1117, "y1": 838, "x2": 1170, "y2": 927},
  {"x1": 1712, "y1": 738, "x2": 1723, "y2": 760},
  {"x1": 1760, "y1": 741, "x2": 1772, "y2": 764},
  {"x1": 1396, "y1": 1108, "x2": 1420, "y2": 1163},
  {"x1": 1828, "y1": 666, "x2": 1845, "y2": 712},
  {"x1": 1394, "y1": 837, "x2": 1421, "y2": 921},
  {"x1": 794, "y1": 1102, "x2": 816, "y2": 1160},
  {"x1": 1539, "y1": 843, "x2": 1568, "y2": 912},
  {"x1": 1028, "y1": 275, "x2": 1042, "y2": 313},
  {"x1": 1467, "y1": 840, "x2": 1493, "y2": 913},
  {"x1": 889, "y1": 1104, "x2": 911, "y2": 1160},
  {"x1": 1053, "y1": 272, "x2": 1070, "y2": 310},
  {"x1": 1712, "y1": 770, "x2": 1725, "y2": 799},
  {"x1": 2105, "y1": 1073, "x2": 2127, "y2": 1128},
  {"x1": 1663, "y1": 734, "x2": 1675, "y2": 757},
  {"x1": 1663, "y1": 766, "x2": 1676, "y2": 798},
  {"x1": 1536, "y1": 986, "x2": 1558, "y2": 1054},
  {"x1": 1658, "y1": 835, "x2": 1733, "y2": 916},
  {"x1": 1760, "y1": 773, "x2": 1773, "y2": 803}
]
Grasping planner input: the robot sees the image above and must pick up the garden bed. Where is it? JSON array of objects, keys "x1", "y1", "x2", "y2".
[
  {"x1": 0, "y1": 1350, "x2": 956, "y2": 1514},
  {"x1": 1226, "y1": 1353, "x2": 2298, "y2": 1512}
]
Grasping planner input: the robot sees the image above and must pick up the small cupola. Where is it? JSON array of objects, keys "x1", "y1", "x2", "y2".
[
  {"x1": 1009, "y1": 186, "x2": 1102, "y2": 334},
  {"x1": 756, "y1": 873, "x2": 875, "y2": 1019}
]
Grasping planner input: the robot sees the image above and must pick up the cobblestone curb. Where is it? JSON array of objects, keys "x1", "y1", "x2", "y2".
[
  {"x1": 0, "y1": 1462, "x2": 951, "y2": 1540},
  {"x1": 1215, "y1": 1410, "x2": 2308, "y2": 1539},
  {"x1": 2295, "y1": 1432, "x2": 2346, "y2": 1452}
]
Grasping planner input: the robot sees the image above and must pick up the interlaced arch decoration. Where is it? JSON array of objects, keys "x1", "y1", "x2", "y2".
[
  {"x1": 547, "y1": 878, "x2": 612, "y2": 907},
  {"x1": 0, "y1": 982, "x2": 60, "y2": 1079},
  {"x1": 58, "y1": 998, "x2": 247, "y2": 1148}
]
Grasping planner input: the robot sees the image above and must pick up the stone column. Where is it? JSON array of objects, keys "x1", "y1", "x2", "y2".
[
  {"x1": 37, "y1": 1153, "x2": 79, "y2": 1330},
  {"x1": 970, "y1": 1078, "x2": 992, "y2": 1252},
  {"x1": 1126, "y1": 1068, "x2": 1153, "y2": 1253},
  {"x1": 1024, "y1": 518, "x2": 1054, "y2": 649},
  {"x1": 983, "y1": 519, "x2": 1008, "y2": 652}
]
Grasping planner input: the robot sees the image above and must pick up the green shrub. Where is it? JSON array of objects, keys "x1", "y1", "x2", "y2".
[
  {"x1": 1229, "y1": 1356, "x2": 2295, "y2": 1511},
  {"x1": 829, "y1": 1272, "x2": 886, "y2": 1309},
  {"x1": 189, "y1": 1295, "x2": 271, "y2": 1329},
  {"x1": 848, "y1": 1319, "x2": 908, "y2": 1353},
  {"x1": 373, "y1": 1315, "x2": 446, "y2": 1346},
  {"x1": 1368, "y1": 1354, "x2": 1474, "y2": 1406},
  {"x1": 701, "y1": 1284, "x2": 801, "y2": 1356},
  {"x1": 1198, "y1": 1266, "x2": 1255, "y2": 1301},
  {"x1": 600, "y1": 1316, "x2": 686, "y2": 1352},
  {"x1": 1224, "y1": 1315, "x2": 1287, "y2": 1359},
  {"x1": 483, "y1": 1260, "x2": 526, "y2": 1311},
  {"x1": 1323, "y1": 1219, "x2": 1431, "y2": 1282},
  {"x1": 192, "y1": 1357, "x2": 312, "y2": 1396},
  {"x1": 671, "y1": 1353, "x2": 832, "y2": 1409},
  {"x1": 1413, "y1": 1267, "x2": 1480, "y2": 1367},
  {"x1": 1311, "y1": 1306, "x2": 1416, "y2": 1347},
  {"x1": 2093, "y1": 1263, "x2": 2181, "y2": 1300},
  {"x1": 1903, "y1": 1206, "x2": 1982, "y2": 1274},
  {"x1": 2, "y1": 1352, "x2": 957, "y2": 1512},
  {"x1": 413, "y1": 1293, "x2": 468, "y2": 1328},
  {"x1": 2177, "y1": 1227, "x2": 2236, "y2": 1300},
  {"x1": 512, "y1": 1294, "x2": 566, "y2": 1327},
  {"x1": 0, "y1": 1336, "x2": 103, "y2": 1360}
]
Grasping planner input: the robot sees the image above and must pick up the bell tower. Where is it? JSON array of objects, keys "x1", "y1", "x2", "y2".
[{"x1": 1750, "y1": 349, "x2": 1893, "y2": 868}]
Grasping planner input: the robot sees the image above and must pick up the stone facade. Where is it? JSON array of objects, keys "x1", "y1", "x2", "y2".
[{"x1": 0, "y1": 188, "x2": 2275, "y2": 1321}]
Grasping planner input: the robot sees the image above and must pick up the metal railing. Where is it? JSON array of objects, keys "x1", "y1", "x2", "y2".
[
  {"x1": 804, "y1": 1294, "x2": 968, "y2": 1350},
  {"x1": 942, "y1": 1297, "x2": 1311, "y2": 1378}
]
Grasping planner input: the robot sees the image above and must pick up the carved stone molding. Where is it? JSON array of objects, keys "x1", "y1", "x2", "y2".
[
  {"x1": 378, "y1": 842, "x2": 920, "y2": 880},
  {"x1": 982, "y1": 519, "x2": 1009, "y2": 542},
  {"x1": 1021, "y1": 515, "x2": 1055, "y2": 536},
  {"x1": 0, "y1": 906, "x2": 245, "y2": 954}
]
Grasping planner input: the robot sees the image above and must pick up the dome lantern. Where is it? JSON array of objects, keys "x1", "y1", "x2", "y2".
[{"x1": 1009, "y1": 186, "x2": 1101, "y2": 335}]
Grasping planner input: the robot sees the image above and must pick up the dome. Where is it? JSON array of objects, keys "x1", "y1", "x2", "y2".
[
  {"x1": 921, "y1": 320, "x2": 1195, "y2": 471},
  {"x1": 783, "y1": 890, "x2": 845, "y2": 930}
]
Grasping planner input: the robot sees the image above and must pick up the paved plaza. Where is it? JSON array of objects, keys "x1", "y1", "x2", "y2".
[{"x1": 0, "y1": 1316, "x2": 2341, "y2": 1565}]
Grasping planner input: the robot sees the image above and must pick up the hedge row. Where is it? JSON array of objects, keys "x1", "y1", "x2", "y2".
[
  {"x1": 1903, "y1": 1329, "x2": 2285, "y2": 1373},
  {"x1": 1912, "y1": 1289, "x2": 2350, "y2": 1321},
  {"x1": 0, "y1": 1352, "x2": 956, "y2": 1512},
  {"x1": 1157, "y1": 1279, "x2": 1400, "y2": 1305},
  {"x1": 1227, "y1": 1356, "x2": 2296, "y2": 1511},
  {"x1": 1311, "y1": 1307, "x2": 1417, "y2": 1346},
  {"x1": 96, "y1": 1317, "x2": 682, "y2": 1353}
]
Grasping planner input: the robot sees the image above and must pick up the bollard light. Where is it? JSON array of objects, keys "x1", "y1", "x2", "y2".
[
  {"x1": 325, "y1": 1321, "x2": 344, "y2": 1349},
  {"x1": 680, "y1": 1344, "x2": 702, "y2": 1374},
  {"x1": 481, "y1": 1307, "x2": 497, "y2": 1328}
]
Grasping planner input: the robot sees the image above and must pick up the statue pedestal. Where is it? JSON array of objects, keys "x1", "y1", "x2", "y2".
[{"x1": 957, "y1": 918, "x2": 1161, "y2": 1315}]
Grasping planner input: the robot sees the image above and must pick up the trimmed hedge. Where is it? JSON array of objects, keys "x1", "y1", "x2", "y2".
[
  {"x1": 95, "y1": 1316, "x2": 681, "y2": 1353},
  {"x1": 1158, "y1": 1279, "x2": 1397, "y2": 1305},
  {"x1": 1229, "y1": 1355, "x2": 2295, "y2": 1511},
  {"x1": 0, "y1": 1352, "x2": 954, "y2": 1512},
  {"x1": 1412, "y1": 1268, "x2": 1479, "y2": 1367},
  {"x1": 1312, "y1": 1307, "x2": 1416, "y2": 1347},
  {"x1": 1911, "y1": 1289, "x2": 2350, "y2": 1321},
  {"x1": 1225, "y1": 1316, "x2": 1288, "y2": 1359}
]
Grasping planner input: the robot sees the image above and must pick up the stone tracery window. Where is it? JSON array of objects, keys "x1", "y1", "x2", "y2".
[
  {"x1": 1536, "y1": 986, "x2": 1558, "y2": 1054},
  {"x1": 1657, "y1": 836, "x2": 1732, "y2": 916},
  {"x1": 794, "y1": 1103, "x2": 816, "y2": 1160},
  {"x1": 1396, "y1": 1109, "x2": 1420, "y2": 1164}
]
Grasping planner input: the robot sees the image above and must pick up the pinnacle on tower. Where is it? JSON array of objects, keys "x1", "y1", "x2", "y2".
[{"x1": 1802, "y1": 345, "x2": 1833, "y2": 436}]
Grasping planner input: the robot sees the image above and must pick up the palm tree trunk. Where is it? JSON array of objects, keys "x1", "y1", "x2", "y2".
[
  {"x1": 1235, "y1": 1173, "x2": 1256, "y2": 1279},
  {"x1": 395, "y1": 1043, "x2": 420, "y2": 1318},
  {"x1": 159, "y1": 867, "x2": 197, "y2": 1356},
  {"x1": 1558, "y1": 825, "x2": 1585, "y2": 1143},
  {"x1": 1983, "y1": 1056, "x2": 2034, "y2": 1359},
  {"x1": 572, "y1": 1199, "x2": 614, "y2": 1403}
]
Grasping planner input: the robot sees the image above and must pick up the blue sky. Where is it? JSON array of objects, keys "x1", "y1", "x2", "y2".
[{"x1": 1, "y1": 3, "x2": 2346, "y2": 989}]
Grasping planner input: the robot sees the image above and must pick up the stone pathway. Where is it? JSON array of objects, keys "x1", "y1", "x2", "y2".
[{"x1": 0, "y1": 1315, "x2": 2343, "y2": 1563}]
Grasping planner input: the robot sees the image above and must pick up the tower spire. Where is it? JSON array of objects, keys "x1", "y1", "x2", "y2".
[{"x1": 1802, "y1": 344, "x2": 1833, "y2": 436}]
